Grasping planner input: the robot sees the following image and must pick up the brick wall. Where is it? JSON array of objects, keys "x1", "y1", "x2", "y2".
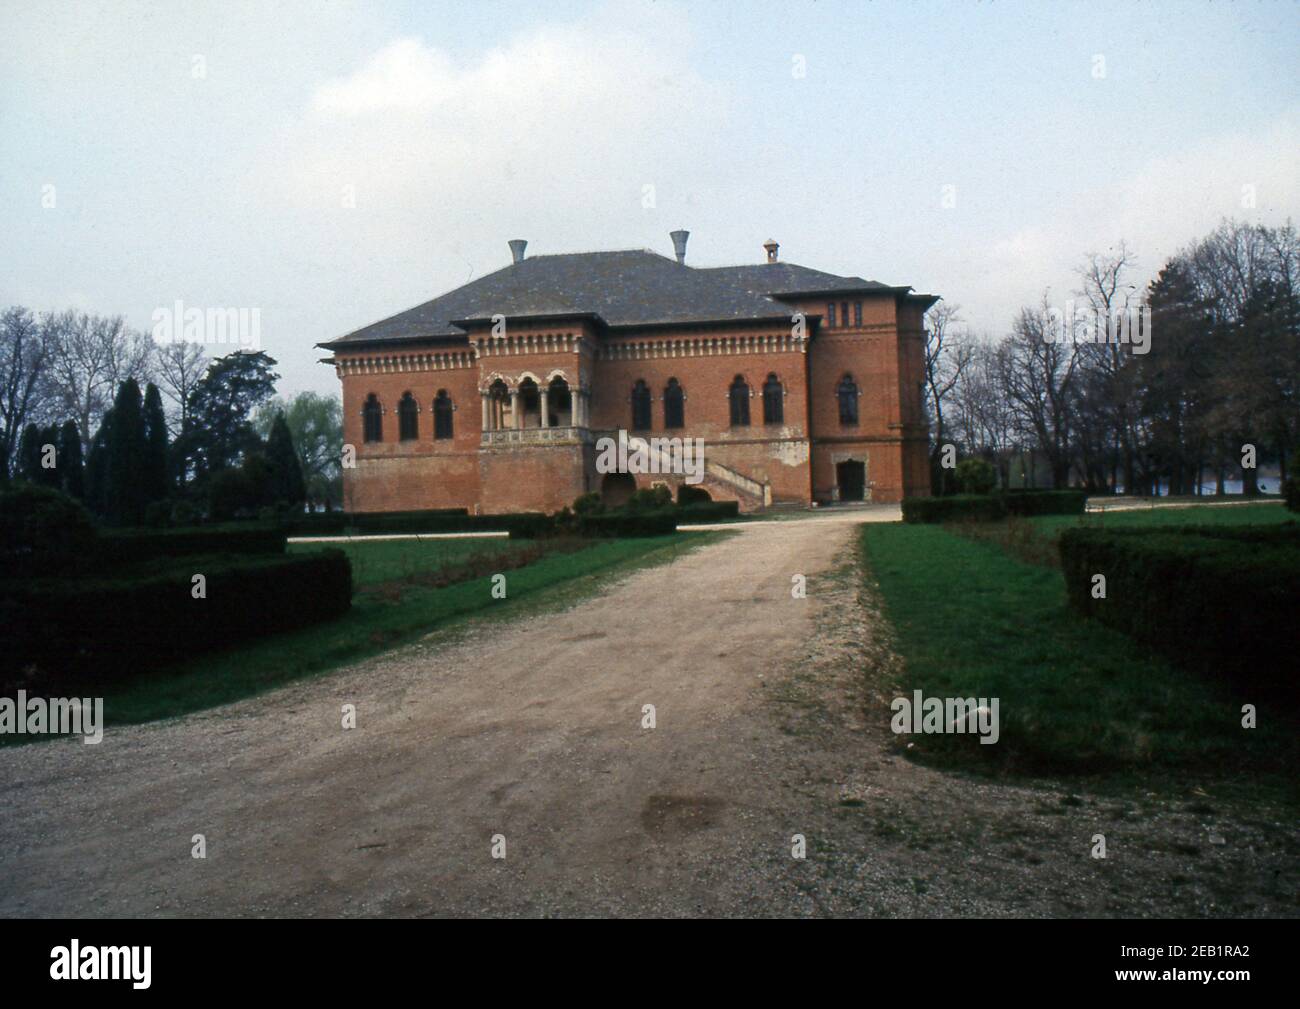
[{"x1": 331, "y1": 291, "x2": 929, "y2": 512}]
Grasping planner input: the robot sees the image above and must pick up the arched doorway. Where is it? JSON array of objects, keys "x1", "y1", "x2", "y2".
[
  {"x1": 600, "y1": 472, "x2": 636, "y2": 507},
  {"x1": 547, "y1": 376, "x2": 572, "y2": 426},
  {"x1": 518, "y1": 378, "x2": 540, "y2": 429}
]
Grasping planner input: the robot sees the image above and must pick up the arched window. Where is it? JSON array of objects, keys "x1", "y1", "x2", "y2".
[
  {"x1": 363, "y1": 394, "x2": 383, "y2": 443},
  {"x1": 433, "y1": 390, "x2": 454, "y2": 440},
  {"x1": 398, "y1": 392, "x2": 419, "y2": 441},
  {"x1": 729, "y1": 375, "x2": 750, "y2": 427},
  {"x1": 631, "y1": 379, "x2": 652, "y2": 431},
  {"x1": 762, "y1": 373, "x2": 784, "y2": 424},
  {"x1": 837, "y1": 374, "x2": 859, "y2": 426},
  {"x1": 663, "y1": 378, "x2": 684, "y2": 429}
]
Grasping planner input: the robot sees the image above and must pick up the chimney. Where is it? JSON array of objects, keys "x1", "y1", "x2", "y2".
[
  {"x1": 669, "y1": 229, "x2": 689, "y2": 264},
  {"x1": 508, "y1": 239, "x2": 527, "y2": 264},
  {"x1": 763, "y1": 238, "x2": 779, "y2": 264}
]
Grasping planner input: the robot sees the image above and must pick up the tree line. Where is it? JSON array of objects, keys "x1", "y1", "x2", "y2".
[
  {"x1": 924, "y1": 218, "x2": 1299, "y2": 496},
  {"x1": 0, "y1": 311, "x2": 344, "y2": 523}
]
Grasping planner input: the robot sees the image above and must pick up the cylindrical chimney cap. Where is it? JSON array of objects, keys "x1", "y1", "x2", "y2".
[
  {"x1": 763, "y1": 238, "x2": 779, "y2": 263},
  {"x1": 508, "y1": 239, "x2": 528, "y2": 264},
  {"x1": 669, "y1": 229, "x2": 690, "y2": 264}
]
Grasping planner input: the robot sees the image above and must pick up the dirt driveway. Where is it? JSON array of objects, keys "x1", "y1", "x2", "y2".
[{"x1": 1, "y1": 507, "x2": 1294, "y2": 917}]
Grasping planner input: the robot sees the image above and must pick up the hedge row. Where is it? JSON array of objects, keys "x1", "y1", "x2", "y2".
[
  {"x1": 1001, "y1": 489, "x2": 1089, "y2": 517},
  {"x1": 285, "y1": 510, "x2": 539, "y2": 537},
  {"x1": 574, "y1": 512, "x2": 678, "y2": 538},
  {"x1": 1, "y1": 550, "x2": 352, "y2": 684},
  {"x1": 1058, "y1": 523, "x2": 1300, "y2": 695},
  {"x1": 281, "y1": 508, "x2": 468, "y2": 535},
  {"x1": 510, "y1": 511, "x2": 679, "y2": 539},
  {"x1": 902, "y1": 490, "x2": 1087, "y2": 524},
  {"x1": 675, "y1": 501, "x2": 741, "y2": 522},
  {"x1": 94, "y1": 524, "x2": 287, "y2": 567}
]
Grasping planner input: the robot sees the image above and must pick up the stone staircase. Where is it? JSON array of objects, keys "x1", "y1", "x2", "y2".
[{"x1": 623, "y1": 434, "x2": 771, "y2": 510}]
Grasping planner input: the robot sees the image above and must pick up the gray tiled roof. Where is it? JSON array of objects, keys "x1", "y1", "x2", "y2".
[{"x1": 320, "y1": 249, "x2": 902, "y2": 348}]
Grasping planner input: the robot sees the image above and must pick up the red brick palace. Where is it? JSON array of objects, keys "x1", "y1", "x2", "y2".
[{"x1": 318, "y1": 233, "x2": 936, "y2": 513}]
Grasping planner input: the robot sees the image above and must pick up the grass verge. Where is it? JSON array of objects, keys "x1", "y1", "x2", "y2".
[
  {"x1": 859, "y1": 521, "x2": 1297, "y2": 778},
  {"x1": 947, "y1": 502, "x2": 1291, "y2": 568}
]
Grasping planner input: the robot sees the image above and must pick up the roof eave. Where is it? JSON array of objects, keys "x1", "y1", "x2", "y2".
[{"x1": 769, "y1": 285, "x2": 902, "y2": 300}]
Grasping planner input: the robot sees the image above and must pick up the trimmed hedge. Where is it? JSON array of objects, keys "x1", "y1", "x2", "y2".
[
  {"x1": 0, "y1": 483, "x2": 97, "y2": 576},
  {"x1": 1058, "y1": 523, "x2": 1300, "y2": 695},
  {"x1": 902, "y1": 489, "x2": 1087, "y2": 524},
  {"x1": 285, "y1": 510, "x2": 534, "y2": 537},
  {"x1": 94, "y1": 524, "x2": 286, "y2": 566},
  {"x1": 676, "y1": 501, "x2": 741, "y2": 523},
  {"x1": 282, "y1": 508, "x2": 468, "y2": 535},
  {"x1": 575, "y1": 512, "x2": 678, "y2": 538},
  {"x1": 1, "y1": 550, "x2": 352, "y2": 684},
  {"x1": 902, "y1": 494, "x2": 1009, "y2": 524},
  {"x1": 1002, "y1": 489, "x2": 1087, "y2": 517},
  {"x1": 509, "y1": 510, "x2": 679, "y2": 539}
]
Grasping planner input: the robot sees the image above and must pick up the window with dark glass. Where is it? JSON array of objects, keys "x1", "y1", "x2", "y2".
[
  {"x1": 854, "y1": 302, "x2": 863, "y2": 326},
  {"x1": 729, "y1": 375, "x2": 750, "y2": 426},
  {"x1": 841, "y1": 302, "x2": 849, "y2": 327},
  {"x1": 663, "y1": 378, "x2": 684, "y2": 429},
  {"x1": 762, "y1": 373, "x2": 783, "y2": 424},
  {"x1": 398, "y1": 392, "x2": 419, "y2": 441},
  {"x1": 363, "y1": 393, "x2": 383, "y2": 443},
  {"x1": 433, "y1": 390, "x2": 454, "y2": 440},
  {"x1": 631, "y1": 379, "x2": 652, "y2": 430},
  {"x1": 837, "y1": 374, "x2": 859, "y2": 426},
  {"x1": 826, "y1": 302, "x2": 836, "y2": 327}
]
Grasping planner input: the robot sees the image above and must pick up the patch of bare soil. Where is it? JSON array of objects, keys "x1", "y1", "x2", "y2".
[{"x1": 0, "y1": 509, "x2": 1294, "y2": 917}]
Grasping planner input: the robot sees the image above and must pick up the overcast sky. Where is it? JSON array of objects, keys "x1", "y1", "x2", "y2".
[{"x1": 2, "y1": 0, "x2": 1297, "y2": 396}]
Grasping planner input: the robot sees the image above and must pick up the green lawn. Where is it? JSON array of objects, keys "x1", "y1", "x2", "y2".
[
  {"x1": 859, "y1": 518, "x2": 1295, "y2": 776},
  {"x1": 946, "y1": 502, "x2": 1293, "y2": 569},
  {"x1": 73, "y1": 531, "x2": 721, "y2": 730}
]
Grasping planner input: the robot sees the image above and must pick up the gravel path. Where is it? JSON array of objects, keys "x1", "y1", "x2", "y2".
[{"x1": 1, "y1": 506, "x2": 1294, "y2": 917}]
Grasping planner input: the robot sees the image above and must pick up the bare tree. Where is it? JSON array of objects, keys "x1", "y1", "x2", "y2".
[
  {"x1": 923, "y1": 302, "x2": 975, "y2": 477},
  {"x1": 42, "y1": 311, "x2": 155, "y2": 445},
  {"x1": 1000, "y1": 296, "x2": 1082, "y2": 488},
  {"x1": 154, "y1": 339, "x2": 209, "y2": 435},
  {"x1": 1073, "y1": 242, "x2": 1143, "y2": 491},
  {"x1": 0, "y1": 307, "x2": 50, "y2": 482}
]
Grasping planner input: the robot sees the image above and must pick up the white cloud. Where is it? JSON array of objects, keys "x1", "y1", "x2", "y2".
[{"x1": 957, "y1": 107, "x2": 1300, "y2": 333}]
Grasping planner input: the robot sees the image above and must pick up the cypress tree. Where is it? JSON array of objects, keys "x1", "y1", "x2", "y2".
[
  {"x1": 105, "y1": 378, "x2": 148, "y2": 526},
  {"x1": 265, "y1": 413, "x2": 307, "y2": 509},
  {"x1": 142, "y1": 382, "x2": 170, "y2": 505},
  {"x1": 17, "y1": 424, "x2": 41, "y2": 483},
  {"x1": 85, "y1": 410, "x2": 112, "y2": 517},
  {"x1": 58, "y1": 420, "x2": 85, "y2": 500}
]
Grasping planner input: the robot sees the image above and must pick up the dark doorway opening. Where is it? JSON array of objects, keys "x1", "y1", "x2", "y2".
[
  {"x1": 601, "y1": 472, "x2": 637, "y2": 507},
  {"x1": 836, "y1": 460, "x2": 866, "y2": 501}
]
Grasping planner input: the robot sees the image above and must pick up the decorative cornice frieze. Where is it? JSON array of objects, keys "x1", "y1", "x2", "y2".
[
  {"x1": 335, "y1": 351, "x2": 475, "y2": 377},
  {"x1": 600, "y1": 332, "x2": 807, "y2": 361},
  {"x1": 471, "y1": 332, "x2": 583, "y2": 357}
]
